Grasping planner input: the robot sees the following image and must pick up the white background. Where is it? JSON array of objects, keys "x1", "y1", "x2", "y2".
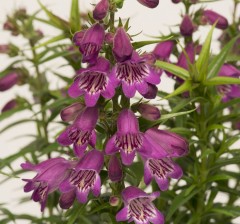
[{"x1": 0, "y1": 0, "x2": 239, "y2": 223}]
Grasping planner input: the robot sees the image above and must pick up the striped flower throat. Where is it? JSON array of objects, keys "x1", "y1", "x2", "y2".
[{"x1": 68, "y1": 127, "x2": 92, "y2": 146}]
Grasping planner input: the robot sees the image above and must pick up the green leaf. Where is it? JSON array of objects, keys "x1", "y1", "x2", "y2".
[
  {"x1": 132, "y1": 40, "x2": 163, "y2": 49},
  {"x1": 205, "y1": 174, "x2": 232, "y2": 183},
  {"x1": 196, "y1": 25, "x2": 215, "y2": 81},
  {"x1": 0, "y1": 105, "x2": 29, "y2": 122},
  {"x1": 70, "y1": 0, "x2": 80, "y2": 33},
  {"x1": 34, "y1": 34, "x2": 66, "y2": 49},
  {"x1": 166, "y1": 186, "x2": 200, "y2": 221},
  {"x1": 208, "y1": 35, "x2": 240, "y2": 79},
  {"x1": 210, "y1": 206, "x2": 240, "y2": 218},
  {"x1": 155, "y1": 61, "x2": 189, "y2": 80},
  {"x1": 66, "y1": 203, "x2": 85, "y2": 224},
  {"x1": 204, "y1": 76, "x2": 240, "y2": 86}
]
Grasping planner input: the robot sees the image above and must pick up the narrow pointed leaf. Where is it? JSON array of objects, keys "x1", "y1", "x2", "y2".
[
  {"x1": 204, "y1": 76, "x2": 240, "y2": 86},
  {"x1": 70, "y1": 0, "x2": 80, "y2": 33}
]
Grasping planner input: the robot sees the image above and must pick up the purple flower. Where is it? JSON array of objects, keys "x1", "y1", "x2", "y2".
[
  {"x1": 153, "y1": 41, "x2": 174, "y2": 61},
  {"x1": 108, "y1": 155, "x2": 123, "y2": 182},
  {"x1": 143, "y1": 157, "x2": 183, "y2": 191},
  {"x1": 180, "y1": 15, "x2": 195, "y2": 36},
  {"x1": 217, "y1": 64, "x2": 240, "y2": 102},
  {"x1": 59, "y1": 149, "x2": 104, "y2": 204},
  {"x1": 177, "y1": 43, "x2": 195, "y2": 70},
  {"x1": 172, "y1": 0, "x2": 181, "y2": 3},
  {"x1": 21, "y1": 158, "x2": 74, "y2": 211},
  {"x1": 111, "y1": 51, "x2": 160, "y2": 98},
  {"x1": 57, "y1": 107, "x2": 98, "y2": 157},
  {"x1": 59, "y1": 189, "x2": 76, "y2": 209},
  {"x1": 113, "y1": 27, "x2": 133, "y2": 63},
  {"x1": 73, "y1": 30, "x2": 85, "y2": 46},
  {"x1": 141, "y1": 83, "x2": 158, "y2": 99},
  {"x1": 1, "y1": 99, "x2": 17, "y2": 113},
  {"x1": 93, "y1": 0, "x2": 109, "y2": 21},
  {"x1": 68, "y1": 57, "x2": 115, "y2": 107},
  {"x1": 116, "y1": 186, "x2": 164, "y2": 224},
  {"x1": 138, "y1": 103, "x2": 161, "y2": 121},
  {"x1": 0, "y1": 72, "x2": 19, "y2": 91},
  {"x1": 105, "y1": 109, "x2": 152, "y2": 165},
  {"x1": 137, "y1": 0, "x2": 160, "y2": 8},
  {"x1": 203, "y1": 10, "x2": 228, "y2": 30},
  {"x1": 60, "y1": 102, "x2": 85, "y2": 122},
  {"x1": 79, "y1": 23, "x2": 105, "y2": 63}
]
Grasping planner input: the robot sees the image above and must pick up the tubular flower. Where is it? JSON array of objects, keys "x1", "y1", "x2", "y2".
[
  {"x1": 105, "y1": 109, "x2": 152, "y2": 165},
  {"x1": 111, "y1": 51, "x2": 160, "y2": 98},
  {"x1": 180, "y1": 15, "x2": 194, "y2": 36},
  {"x1": 93, "y1": 0, "x2": 109, "y2": 21},
  {"x1": 1, "y1": 99, "x2": 17, "y2": 113},
  {"x1": 217, "y1": 64, "x2": 240, "y2": 102},
  {"x1": 79, "y1": 23, "x2": 105, "y2": 63},
  {"x1": 59, "y1": 150, "x2": 104, "y2": 204},
  {"x1": 108, "y1": 155, "x2": 123, "y2": 182},
  {"x1": 137, "y1": 0, "x2": 160, "y2": 8},
  {"x1": 73, "y1": 30, "x2": 85, "y2": 47},
  {"x1": 60, "y1": 102, "x2": 85, "y2": 122},
  {"x1": 57, "y1": 107, "x2": 98, "y2": 157},
  {"x1": 138, "y1": 103, "x2": 161, "y2": 121},
  {"x1": 21, "y1": 158, "x2": 74, "y2": 211},
  {"x1": 141, "y1": 83, "x2": 158, "y2": 99},
  {"x1": 68, "y1": 57, "x2": 115, "y2": 107},
  {"x1": 0, "y1": 72, "x2": 19, "y2": 91},
  {"x1": 203, "y1": 10, "x2": 228, "y2": 30},
  {"x1": 153, "y1": 40, "x2": 174, "y2": 61},
  {"x1": 116, "y1": 186, "x2": 164, "y2": 224}
]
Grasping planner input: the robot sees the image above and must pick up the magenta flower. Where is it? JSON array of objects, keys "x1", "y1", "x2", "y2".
[
  {"x1": 153, "y1": 40, "x2": 174, "y2": 61},
  {"x1": 73, "y1": 30, "x2": 85, "y2": 46},
  {"x1": 203, "y1": 10, "x2": 228, "y2": 30},
  {"x1": 79, "y1": 23, "x2": 105, "y2": 63},
  {"x1": 1, "y1": 99, "x2": 17, "y2": 113},
  {"x1": 180, "y1": 15, "x2": 194, "y2": 36},
  {"x1": 59, "y1": 149, "x2": 104, "y2": 204},
  {"x1": 177, "y1": 43, "x2": 195, "y2": 70},
  {"x1": 138, "y1": 103, "x2": 161, "y2": 121},
  {"x1": 137, "y1": 0, "x2": 159, "y2": 8},
  {"x1": 68, "y1": 57, "x2": 115, "y2": 107},
  {"x1": 57, "y1": 107, "x2": 98, "y2": 157},
  {"x1": 116, "y1": 186, "x2": 164, "y2": 224},
  {"x1": 141, "y1": 83, "x2": 158, "y2": 99},
  {"x1": 93, "y1": 0, "x2": 109, "y2": 21},
  {"x1": 21, "y1": 158, "x2": 74, "y2": 211},
  {"x1": 105, "y1": 109, "x2": 151, "y2": 165},
  {"x1": 0, "y1": 72, "x2": 19, "y2": 91},
  {"x1": 172, "y1": 0, "x2": 181, "y2": 3},
  {"x1": 217, "y1": 64, "x2": 240, "y2": 102},
  {"x1": 60, "y1": 102, "x2": 85, "y2": 122},
  {"x1": 108, "y1": 155, "x2": 123, "y2": 182}
]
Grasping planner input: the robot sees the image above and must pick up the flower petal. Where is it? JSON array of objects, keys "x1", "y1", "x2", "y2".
[
  {"x1": 144, "y1": 69, "x2": 161, "y2": 85},
  {"x1": 101, "y1": 81, "x2": 115, "y2": 99},
  {"x1": 105, "y1": 134, "x2": 118, "y2": 155},
  {"x1": 144, "y1": 162, "x2": 153, "y2": 185},
  {"x1": 169, "y1": 162, "x2": 183, "y2": 179},
  {"x1": 73, "y1": 142, "x2": 88, "y2": 158},
  {"x1": 156, "y1": 178, "x2": 169, "y2": 191},
  {"x1": 57, "y1": 128, "x2": 73, "y2": 146},
  {"x1": 68, "y1": 79, "x2": 84, "y2": 98},
  {"x1": 122, "y1": 82, "x2": 136, "y2": 98},
  {"x1": 116, "y1": 207, "x2": 128, "y2": 222},
  {"x1": 135, "y1": 81, "x2": 149, "y2": 95},
  {"x1": 59, "y1": 179, "x2": 75, "y2": 193},
  {"x1": 84, "y1": 93, "x2": 100, "y2": 107},
  {"x1": 117, "y1": 109, "x2": 139, "y2": 133},
  {"x1": 59, "y1": 190, "x2": 76, "y2": 209},
  {"x1": 122, "y1": 186, "x2": 148, "y2": 203},
  {"x1": 150, "y1": 209, "x2": 165, "y2": 224},
  {"x1": 76, "y1": 189, "x2": 89, "y2": 203},
  {"x1": 120, "y1": 150, "x2": 135, "y2": 166},
  {"x1": 92, "y1": 174, "x2": 101, "y2": 197}
]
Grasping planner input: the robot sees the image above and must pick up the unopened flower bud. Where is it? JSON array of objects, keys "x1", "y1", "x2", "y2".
[
  {"x1": 60, "y1": 102, "x2": 85, "y2": 122},
  {"x1": 172, "y1": 0, "x2": 181, "y2": 3},
  {"x1": 109, "y1": 196, "x2": 121, "y2": 207},
  {"x1": 93, "y1": 0, "x2": 109, "y2": 21},
  {"x1": 138, "y1": 103, "x2": 161, "y2": 121},
  {"x1": 137, "y1": 0, "x2": 159, "y2": 8},
  {"x1": 180, "y1": 15, "x2": 194, "y2": 36},
  {"x1": 141, "y1": 83, "x2": 158, "y2": 99},
  {"x1": 203, "y1": 10, "x2": 228, "y2": 30},
  {"x1": 153, "y1": 40, "x2": 174, "y2": 60},
  {"x1": 105, "y1": 32, "x2": 114, "y2": 44},
  {"x1": 108, "y1": 155, "x2": 123, "y2": 182},
  {"x1": 1, "y1": 99, "x2": 17, "y2": 113},
  {"x1": 0, "y1": 72, "x2": 19, "y2": 91}
]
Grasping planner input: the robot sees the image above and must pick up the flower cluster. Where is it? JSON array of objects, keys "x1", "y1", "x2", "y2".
[{"x1": 21, "y1": 1, "x2": 191, "y2": 223}]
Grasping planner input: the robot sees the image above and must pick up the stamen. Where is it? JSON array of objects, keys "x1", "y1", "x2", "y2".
[
  {"x1": 116, "y1": 61, "x2": 149, "y2": 85},
  {"x1": 115, "y1": 133, "x2": 143, "y2": 154},
  {"x1": 148, "y1": 158, "x2": 174, "y2": 179},
  {"x1": 70, "y1": 170, "x2": 96, "y2": 192}
]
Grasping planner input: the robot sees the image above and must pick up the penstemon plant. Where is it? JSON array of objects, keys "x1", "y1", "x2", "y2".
[{"x1": 0, "y1": 0, "x2": 240, "y2": 223}]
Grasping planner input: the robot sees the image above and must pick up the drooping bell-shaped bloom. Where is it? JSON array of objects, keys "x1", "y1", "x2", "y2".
[
  {"x1": 143, "y1": 157, "x2": 183, "y2": 191},
  {"x1": 116, "y1": 186, "x2": 164, "y2": 224},
  {"x1": 180, "y1": 15, "x2": 194, "y2": 36},
  {"x1": 0, "y1": 72, "x2": 19, "y2": 91},
  {"x1": 113, "y1": 27, "x2": 133, "y2": 62},
  {"x1": 137, "y1": 0, "x2": 159, "y2": 8},
  {"x1": 57, "y1": 107, "x2": 98, "y2": 157},
  {"x1": 60, "y1": 102, "x2": 85, "y2": 122},
  {"x1": 111, "y1": 51, "x2": 160, "y2": 98},
  {"x1": 138, "y1": 103, "x2": 161, "y2": 121},
  {"x1": 21, "y1": 157, "x2": 74, "y2": 211},
  {"x1": 105, "y1": 109, "x2": 152, "y2": 165},
  {"x1": 108, "y1": 155, "x2": 123, "y2": 182},
  {"x1": 79, "y1": 23, "x2": 105, "y2": 63},
  {"x1": 93, "y1": 0, "x2": 109, "y2": 21},
  {"x1": 68, "y1": 57, "x2": 115, "y2": 107},
  {"x1": 144, "y1": 128, "x2": 189, "y2": 158},
  {"x1": 1, "y1": 99, "x2": 17, "y2": 113},
  {"x1": 217, "y1": 64, "x2": 240, "y2": 102},
  {"x1": 153, "y1": 40, "x2": 174, "y2": 61},
  {"x1": 59, "y1": 149, "x2": 104, "y2": 204},
  {"x1": 203, "y1": 10, "x2": 228, "y2": 30}
]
